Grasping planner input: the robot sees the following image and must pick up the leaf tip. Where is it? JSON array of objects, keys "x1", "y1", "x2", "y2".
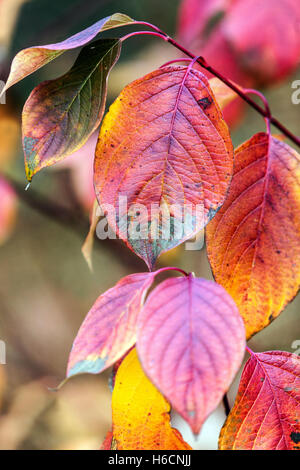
[{"x1": 67, "y1": 356, "x2": 108, "y2": 378}]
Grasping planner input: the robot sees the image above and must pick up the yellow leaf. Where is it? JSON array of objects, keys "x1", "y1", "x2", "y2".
[{"x1": 110, "y1": 348, "x2": 191, "y2": 450}]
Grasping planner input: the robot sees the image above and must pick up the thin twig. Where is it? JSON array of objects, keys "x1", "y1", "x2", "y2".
[{"x1": 122, "y1": 26, "x2": 300, "y2": 147}]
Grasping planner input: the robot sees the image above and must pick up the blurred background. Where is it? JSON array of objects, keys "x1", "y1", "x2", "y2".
[{"x1": 0, "y1": 0, "x2": 299, "y2": 450}]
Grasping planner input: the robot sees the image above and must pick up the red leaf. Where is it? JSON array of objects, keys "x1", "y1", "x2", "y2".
[
  {"x1": 223, "y1": 0, "x2": 300, "y2": 83},
  {"x1": 94, "y1": 65, "x2": 233, "y2": 269},
  {"x1": 177, "y1": 0, "x2": 230, "y2": 45},
  {"x1": 67, "y1": 272, "x2": 155, "y2": 378},
  {"x1": 176, "y1": 1, "x2": 254, "y2": 127},
  {"x1": 197, "y1": 27, "x2": 251, "y2": 126},
  {"x1": 137, "y1": 275, "x2": 245, "y2": 433},
  {"x1": 219, "y1": 351, "x2": 300, "y2": 450}
]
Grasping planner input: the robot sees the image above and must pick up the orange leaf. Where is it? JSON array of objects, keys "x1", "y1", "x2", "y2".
[
  {"x1": 219, "y1": 351, "x2": 300, "y2": 450},
  {"x1": 109, "y1": 348, "x2": 191, "y2": 450},
  {"x1": 206, "y1": 133, "x2": 300, "y2": 338},
  {"x1": 208, "y1": 77, "x2": 237, "y2": 110},
  {"x1": 94, "y1": 65, "x2": 233, "y2": 269}
]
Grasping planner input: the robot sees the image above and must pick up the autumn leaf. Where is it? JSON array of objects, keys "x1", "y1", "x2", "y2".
[
  {"x1": 209, "y1": 77, "x2": 237, "y2": 110},
  {"x1": 177, "y1": 1, "x2": 253, "y2": 128},
  {"x1": 223, "y1": 0, "x2": 300, "y2": 83},
  {"x1": 94, "y1": 65, "x2": 233, "y2": 269},
  {"x1": 137, "y1": 275, "x2": 245, "y2": 434},
  {"x1": 1, "y1": 13, "x2": 133, "y2": 97},
  {"x1": 67, "y1": 272, "x2": 155, "y2": 378},
  {"x1": 177, "y1": 0, "x2": 230, "y2": 45},
  {"x1": 22, "y1": 39, "x2": 121, "y2": 181},
  {"x1": 108, "y1": 348, "x2": 191, "y2": 450},
  {"x1": 219, "y1": 351, "x2": 300, "y2": 450},
  {"x1": 206, "y1": 133, "x2": 300, "y2": 338}
]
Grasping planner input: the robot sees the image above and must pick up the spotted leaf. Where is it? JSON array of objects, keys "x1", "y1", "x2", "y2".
[
  {"x1": 219, "y1": 351, "x2": 300, "y2": 450},
  {"x1": 94, "y1": 65, "x2": 233, "y2": 269}
]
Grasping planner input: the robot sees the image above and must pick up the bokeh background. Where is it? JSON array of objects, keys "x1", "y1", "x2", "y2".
[{"x1": 0, "y1": 0, "x2": 299, "y2": 450}]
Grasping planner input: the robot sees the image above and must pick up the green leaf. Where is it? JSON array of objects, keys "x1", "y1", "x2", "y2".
[{"x1": 22, "y1": 38, "x2": 121, "y2": 181}]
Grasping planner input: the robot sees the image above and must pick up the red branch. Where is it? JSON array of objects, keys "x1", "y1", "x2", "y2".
[{"x1": 122, "y1": 24, "x2": 300, "y2": 148}]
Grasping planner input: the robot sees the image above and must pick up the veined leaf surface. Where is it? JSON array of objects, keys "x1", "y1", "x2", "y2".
[
  {"x1": 219, "y1": 351, "x2": 300, "y2": 450},
  {"x1": 109, "y1": 348, "x2": 191, "y2": 450},
  {"x1": 137, "y1": 275, "x2": 245, "y2": 433},
  {"x1": 22, "y1": 39, "x2": 121, "y2": 180},
  {"x1": 2, "y1": 13, "x2": 133, "y2": 96},
  {"x1": 206, "y1": 133, "x2": 300, "y2": 338},
  {"x1": 94, "y1": 65, "x2": 233, "y2": 269},
  {"x1": 67, "y1": 272, "x2": 155, "y2": 378}
]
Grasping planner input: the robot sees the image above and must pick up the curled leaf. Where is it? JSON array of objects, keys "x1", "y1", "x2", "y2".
[
  {"x1": 22, "y1": 39, "x2": 121, "y2": 180},
  {"x1": 94, "y1": 65, "x2": 233, "y2": 269},
  {"x1": 206, "y1": 133, "x2": 300, "y2": 338},
  {"x1": 2, "y1": 13, "x2": 133, "y2": 96},
  {"x1": 137, "y1": 275, "x2": 245, "y2": 433},
  {"x1": 109, "y1": 348, "x2": 191, "y2": 450},
  {"x1": 219, "y1": 351, "x2": 300, "y2": 450}
]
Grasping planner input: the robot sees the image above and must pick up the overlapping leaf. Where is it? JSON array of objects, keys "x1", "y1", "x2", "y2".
[
  {"x1": 67, "y1": 272, "x2": 155, "y2": 378},
  {"x1": 137, "y1": 275, "x2": 245, "y2": 433},
  {"x1": 208, "y1": 77, "x2": 237, "y2": 110},
  {"x1": 94, "y1": 65, "x2": 233, "y2": 269},
  {"x1": 219, "y1": 351, "x2": 300, "y2": 450},
  {"x1": 1, "y1": 13, "x2": 133, "y2": 97},
  {"x1": 107, "y1": 348, "x2": 191, "y2": 450},
  {"x1": 206, "y1": 133, "x2": 300, "y2": 338},
  {"x1": 223, "y1": 0, "x2": 300, "y2": 82},
  {"x1": 22, "y1": 39, "x2": 121, "y2": 181}
]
